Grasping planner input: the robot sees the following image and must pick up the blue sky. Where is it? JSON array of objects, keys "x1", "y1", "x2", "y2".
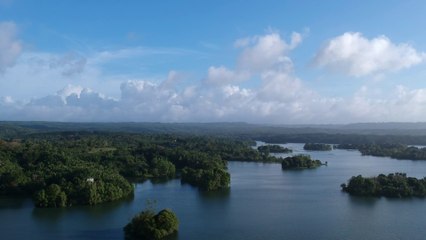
[{"x1": 1, "y1": 1, "x2": 426, "y2": 123}]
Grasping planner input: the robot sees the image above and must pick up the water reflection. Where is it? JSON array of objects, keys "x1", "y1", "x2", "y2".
[
  {"x1": 0, "y1": 196, "x2": 32, "y2": 209},
  {"x1": 198, "y1": 188, "x2": 230, "y2": 200},
  {"x1": 347, "y1": 194, "x2": 379, "y2": 208},
  {"x1": 150, "y1": 177, "x2": 176, "y2": 185},
  {"x1": 31, "y1": 194, "x2": 135, "y2": 222}
]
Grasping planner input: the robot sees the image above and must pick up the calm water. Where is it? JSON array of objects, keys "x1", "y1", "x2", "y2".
[{"x1": 2, "y1": 143, "x2": 426, "y2": 240}]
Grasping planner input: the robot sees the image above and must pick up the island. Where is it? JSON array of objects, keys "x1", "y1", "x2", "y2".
[
  {"x1": 281, "y1": 155, "x2": 325, "y2": 169},
  {"x1": 336, "y1": 143, "x2": 426, "y2": 160},
  {"x1": 257, "y1": 145, "x2": 292, "y2": 153},
  {"x1": 303, "y1": 143, "x2": 332, "y2": 151},
  {"x1": 341, "y1": 173, "x2": 426, "y2": 198},
  {"x1": 124, "y1": 208, "x2": 179, "y2": 240}
]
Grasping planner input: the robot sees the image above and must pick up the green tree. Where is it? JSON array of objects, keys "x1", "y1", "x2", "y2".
[{"x1": 124, "y1": 209, "x2": 179, "y2": 240}]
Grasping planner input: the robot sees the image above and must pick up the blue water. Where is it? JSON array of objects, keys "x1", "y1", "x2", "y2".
[{"x1": 2, "y1": 143, "x2": 426, "y2": 240}]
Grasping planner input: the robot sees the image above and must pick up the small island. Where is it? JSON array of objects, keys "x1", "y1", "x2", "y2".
[
  {"x1": 257, "y1": 145, "x2": 292, "y2": 153},
  {"x1": 341, "y1": 173, "x2": 426, "y2": 198},
  {"x1": 181, "y1": 167, "x2": 230, "y2": 191},
  {"x1": 303, "y1": 143, "x2": 332, "y2": 151},
  {"x1": 124, "y1": 208, "x2": 179, "y2": 240},
  {"x1": 281, "y1": 155, "x2": 325, "y2": 169}
]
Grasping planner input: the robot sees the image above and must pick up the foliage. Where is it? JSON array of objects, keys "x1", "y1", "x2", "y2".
[
  {"x1": 341, "y1": 173, "x2": 426, "y2": 198},
  {"x1": 281, "y1": 155, "x2": 324, "y2": 169},
  {"x1": 257, "y1": 145, "x2": 292, "y2": 154},
  {"x1": 35, "y1": 184, "x2": 67, "y2": 207},
  {"x1": 2, "y1": 131, "x2": 279, "y2": 207},
  {"x1": 337, "y1": 143, "x2": 426, "y2": 160},
  {"x1": 124, "y1": 209, "x2": 179, "y2": 240},
  {"x1": 303, "y1": 143, "x2": 332, "y2": 151},
  {"x1": 181, "y1": 167, "x2": 230, "y2": 191}
]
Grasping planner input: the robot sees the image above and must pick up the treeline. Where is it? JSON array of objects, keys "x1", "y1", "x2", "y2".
[
  {"x1": 341, "y1": 173, "x2": 426, "y2": 198},
  {"x1": 303, "y1": 143, "x2": 332, "y2": 151},
  {"x1": 336, "y1": 143, "x2": 426, "y2": 160},
  {"x1": 281, "y1": 155, "x2": 325, "y2": 169},
  {"x1": 5, "y1": 122, "x2": 426, "y2": 145}
]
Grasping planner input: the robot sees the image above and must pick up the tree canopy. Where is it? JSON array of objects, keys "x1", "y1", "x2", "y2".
[
  {"x1": 281, "y1": 155, "x2": 324, "y2": 169},
  {"x1": 341, "y1": 173, "x2": 426, "y2": 198},
  {"x1": 124, "y1": 208, "x2": 179, "y2": 240},
  {"x1": 303, "y1": 143, "x2": 332, "y2": 151}
]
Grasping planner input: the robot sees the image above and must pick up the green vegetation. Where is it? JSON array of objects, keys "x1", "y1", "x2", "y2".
[
  {"x1": 303, "y1": 143, "x2": 332, "y2": 151},
  {"x1": 281, "y1": 155, "x2": 325, "y2": 169},
  {"x1": 181, "y1": 167, "x2": 230, "y2": 191},
  {"x1": 124, "y1": 208, "x2": 179, "y2": 240},
  {"x1": 257, "y1": 145, "x2": 292, "y2": 154},
  {"x1": 337, "y1": 143, "x2": 426, "y2": 160},
  {"x1": 6, "y1": 121, "x2": 426, "y2": 146},
  {"x1": 1, "y1": 130, "x2": 290, "y2": 207},
  {"x1": 341, "y1": 173, "x2": 426, "y2": 198}
]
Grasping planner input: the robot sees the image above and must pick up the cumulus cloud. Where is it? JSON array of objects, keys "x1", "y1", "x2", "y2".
[
  {"x1": 236, "y1": 32, "x2": 301, "y2": 73},
  {"x1": 206, "y1": 31, "x2": 302, "y2": 87},
  {"x1": 3, "y1": 30, "x2": 426, "y2": 123},
  {"x1": 205, "y1": 66, "x2": 249, "y2": 86},
  {"x1": 0, "y1": 21, "x2": 22, "y2": 72},
  {"x1": 313, "y1": 32, "x2": 425, "y2": 77}
]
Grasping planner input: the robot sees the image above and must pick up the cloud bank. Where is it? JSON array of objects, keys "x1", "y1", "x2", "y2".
[
  {"x1": 1, "y1": 25, "x2": 426, "y2": 124},
  {"x1": 313, "y1": 32, "x2": 425, "y2": 77}
]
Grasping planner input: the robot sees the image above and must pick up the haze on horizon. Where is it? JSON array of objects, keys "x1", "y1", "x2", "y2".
[{"x1": 1, "y1": 1, "x2": 426, "y2": 124}]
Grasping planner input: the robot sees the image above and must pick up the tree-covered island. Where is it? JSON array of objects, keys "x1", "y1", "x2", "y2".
[
  {"x1": 281, "y1": 155, "x2": 325, "y2": 169},
  {"x1": 303, "y1": 143, "x2": 332, "y2": 151},
  {"x1": 257, "y1": 145, "x2": 292, "y2": 154},
  {"x1": 124, "y1": 208, "x2": 179, "y2": 240},
  {"x1": 341, "y1": 173, "x2": 426, "y2": 198},
  {"x1": 336, "y1": 143, "x2": 426, "y2": 160}
]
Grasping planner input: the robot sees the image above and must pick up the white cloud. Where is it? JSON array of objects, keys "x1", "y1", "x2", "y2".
[
  {"x1": 3, "y1": 30, "x2": 426, "y2": 124},
  {"x1": 205, "y1": 66, "x2": 249, "y2": 86},
  {"x1": 0, "y1": 21, "x2": 22, "y2": 72},
  {"x1": 236, "y1": 32, "x2": 301, "y2": 73},
  {"x1": 313, "y1": 32, "x2": 425, "y2": 77},
  {"x1": 207, "y1": 31, "x2": 302, "y2": 87}
]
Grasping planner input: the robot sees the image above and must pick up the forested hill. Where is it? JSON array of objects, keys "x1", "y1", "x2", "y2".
[{"x1": 3, "y1": 121, "x2": 426, "y2": 144}]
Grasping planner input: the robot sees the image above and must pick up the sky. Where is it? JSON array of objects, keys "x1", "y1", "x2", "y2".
[{"x1": 1, "y1": 0, "x2": 426, "y2": 123}]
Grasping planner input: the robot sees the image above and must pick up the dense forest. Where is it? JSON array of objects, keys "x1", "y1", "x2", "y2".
[
  {"x1": 281, "y1": 155, "x2": 325, "y2": 169},
  {"x1": 5, "y1": 121, "x2": 426, "y2": 145},
  {"x1": 257, "y1": 145, "x2": 292, "y2": 154},
  {"x1": 0, "y1": 130, "x2": 291, "y2": 207},
  {"x1": 303, "y1": 143, "x2": 332, "y2": 151},
  {"x1": 124, "y1": 208, "x2": 179, "y2": 240},
  {"x1": 341, "y1": 173, "x2": 426, "y2": 198},
  {"x1": 337, "y1": 143, "x2": 426, "y2": 160}
]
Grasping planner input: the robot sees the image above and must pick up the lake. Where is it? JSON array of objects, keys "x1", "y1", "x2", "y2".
[{"x1": 2, "y1": 143, "x2": 426, "y2": 240}]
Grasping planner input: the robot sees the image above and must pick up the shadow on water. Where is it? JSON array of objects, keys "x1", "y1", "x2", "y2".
[
  {"x1": 31, "y1": 194, "x2": 135, "y2": 222},
  {"x1": 31, "y1": 207, "x2": 69, "y2": 222},
  {"x1": 0, "y1": 196, "x2": 33, "y2": 209},
  {"x1": 198, "y1": 188, "x2": 231, "y2": 201},
  {"x1": 150, "y1": 177, "x2": 176, "y2": 185},
  {"x1": 347, "y1": 194, "x2": 379, "y2": 208}
]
